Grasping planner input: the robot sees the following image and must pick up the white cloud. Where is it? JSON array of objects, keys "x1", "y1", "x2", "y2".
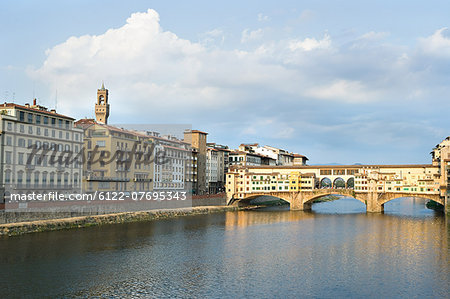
[
  {"x1": 199, "y1": 28, "x2": 225, "y2": 46},
  {"x1": 288, "y1": 33, "x2": 331, "y2": 51},
  {"x1": 305, "y1": 80, "x2": 379, "y2": 103},
  {"x1": 360, "y1": 31, "x2": 389, "y2": 40},
  {"x1": 298, "y1": 9, "x2": 314, "y2": 22},
  {"x1": 418, "y1": 27, "x2": 450, "y2": 58},
  {"x1": 257, "y1": 13, "x2": 270, "y2": 22},
  {"x1": 28, "y1": 8, "x2": 450, "y2": 149},
  {"x1": 241, "y1": 28, "x2": 264, "y2": 43}
]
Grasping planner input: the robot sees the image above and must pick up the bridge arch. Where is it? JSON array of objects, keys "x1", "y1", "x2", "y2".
[
  {"x1": 235, "y1": 194, "x2": 292, "y2": 206},
  {"x1": 333, "y1": 177, "x2": 346, "y2": 189},
  {"x1": 347, "y1": 178, "x2": 354, "y2": 189},
  {"x1": 303, "y1": 190, "x2": 366, "y2": 206},
  {"x1": 378, "y1": 193, "x2": 444, "y2": 206},
  {"x1": 320, "y1": 178, "x2": 332, "y2": 189}
]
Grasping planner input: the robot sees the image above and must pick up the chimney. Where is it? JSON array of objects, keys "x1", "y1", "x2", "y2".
[
  {"x1": 33, "y1": 98, "x2": 37, "y2": 106},
  {"x1": 25, "y1": 103, "x2": 30, "y2": 108},
  {"x1": 50, "y1": 109, "x2": 56, "y2": 113}
]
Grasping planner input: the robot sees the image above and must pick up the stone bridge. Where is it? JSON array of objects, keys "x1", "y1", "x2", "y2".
[{"x1": 233, "y1": 188, "x2": 444, "y2": 213}]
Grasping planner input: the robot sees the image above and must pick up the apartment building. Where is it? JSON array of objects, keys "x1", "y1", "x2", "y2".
[
  {"x1": 206, "y1": 143, "x2": 230, "y2": 193},
  {"x1": 0, "y1": 100, "x2": 83, "y2": 202},
  {"x1": 184, "y1": 130, "x2": 207, "y2": 195},
  {"x1": 431, "y1": 137, "x2": 450, "y2": 207},
  {"x1": 237, "y1": 143, "x2": 306, "y2": 166}
]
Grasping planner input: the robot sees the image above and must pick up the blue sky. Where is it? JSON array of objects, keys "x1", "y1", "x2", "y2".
[{"x1": 1, "y1": 1, "x2": 449, "y2": 164}]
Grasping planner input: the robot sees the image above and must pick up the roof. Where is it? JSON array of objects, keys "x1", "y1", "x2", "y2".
[
  {"x1": 293, "y1": 154, "x2": 309, "y2": 160},
  {"x1": 1, "y1": 102, "x2": 75, "y2": 120},
  {"x1": 186, "y1": 129, "x2": 208, "y2": 135},
  {"x1": 231, "y1": 164, "x2": 435, "y2": 170}
]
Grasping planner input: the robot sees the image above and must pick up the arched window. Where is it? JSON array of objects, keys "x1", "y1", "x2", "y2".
[
  {"x1": 34, "y1": 171, "x2": 40, "y2": 187},
  {"x1": 49, "y1": 172, "x2": 55, "y2": 186},
  {"x1": 74, "y1": 173, "x2": 79, "y2": 187},
  {"x1": 57, "y1": 173, "x2": 62, "y2": 187},
  {"x1": 42, "y1": 172, "x2": 48, "y2": 187},
  {"x1": 64, "y1": 172, "x2": 69, "y2": 187},
  {"x1": 5, "y1": 170, "x2": 11, "y2": 184}
]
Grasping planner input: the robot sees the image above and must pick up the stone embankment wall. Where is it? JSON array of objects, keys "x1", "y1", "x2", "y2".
[
  {"x1": 0, "y1": 206, "x2": 239, "y2": 237},
  {"x1": 0, "y1": 193, "x2": 227, "y2": 224}
]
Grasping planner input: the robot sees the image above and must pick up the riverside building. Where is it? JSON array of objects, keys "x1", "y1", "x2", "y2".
[{"x1": 0, "y1": 99, "x2": 84, "y2": 203}]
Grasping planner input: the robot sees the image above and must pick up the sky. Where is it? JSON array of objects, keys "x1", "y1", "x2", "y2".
[{"x1": 1, "y1": 0, "x2": 449, "y2": 165}]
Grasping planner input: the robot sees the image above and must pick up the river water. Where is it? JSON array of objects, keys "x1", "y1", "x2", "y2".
[{"x1": 0, "y1": 197, "x2": 449, "y2": 298}]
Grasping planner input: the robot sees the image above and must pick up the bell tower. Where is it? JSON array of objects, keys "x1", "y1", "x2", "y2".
[{"x1": 95, "y1": 82, "x2": 110, "y2": 124}]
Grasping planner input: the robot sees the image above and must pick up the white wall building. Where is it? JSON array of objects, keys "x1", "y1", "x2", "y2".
[{"x1": 0, "y1": 101, "x2": 83, "y2": 201}]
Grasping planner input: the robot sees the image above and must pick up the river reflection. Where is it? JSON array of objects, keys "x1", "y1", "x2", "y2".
[{"x1": 0, "y1": 197, "x2": 448, "y2": 298}]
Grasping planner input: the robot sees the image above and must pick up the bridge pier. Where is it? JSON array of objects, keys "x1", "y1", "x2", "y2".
[
  {"x1": 289, "y1": 192, "x2": 312, "y2": 211},
  {"x1": 366, "y1": 200, "x2": 384, "y2": 213}
]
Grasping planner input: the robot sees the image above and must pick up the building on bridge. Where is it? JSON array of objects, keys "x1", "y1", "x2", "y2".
[
  {"x1": 226, "y1": 164, "x2": 445, "y2": 212},
  {"x1": 431, "y1": 136, "x2": 450, "y2": 208},
  {"x1": 236, "y1": 143, "x2": 308, "y2": 166}
]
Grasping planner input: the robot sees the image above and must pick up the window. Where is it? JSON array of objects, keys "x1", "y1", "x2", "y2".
[
  {"x1": 49, "y1": 172, "x2": 55, "y2": 186},
  {"x1": 34, "y1": 172, "x2": 40, "y2": 186},
  {"x1": 58, "y1": 119, "x2": 63, "y2": 128},
  {"x1": 6, "y1": 136, "x2": 12, "y2": 146},
  {"x1": 5, "y1": 151, "x2": 12, "y2": 164},
  {"x1": 27, "y1": 113, "x2": 33, "y2": 123},
  {"x1": 44, "y1": 116, "x2": 48, "y2": 125},
  {"x1": 42, "y1": 172, "x2": 47, "y2": 186},
  {"x1": 65, "y1": 120, "x2": 70, "y2": 129},
  {"x1": 27, "y1": 139, "x2": 33, "y2": 148},
  {"x1": 17, "y1": 171, "x2": 23, "y2": 185},
  {"x1": 51, "y1": 118, "x2": 56, "y2": 126},
  {"x1": 59, "y1": 131, "x2": 62, "y2": 139},
  {"x1": 66, "y1": 132, "x2": 69, "y2": 139},
  {"x1": 52, "y1": 130, "x2": 55, "y2": 137},
  {"x1": 57, "y1": 173, "x2": 62, "y2": 187},
  {"x1": 18, "y1": 153, "x2": 24, "y2": 165},
  {"x1": 28, "y1": 126, "x2": 33, "y2": 134},
  {"x1": 36, "y1": 115, "x2": 41, "y2": 124},
  {"x1": 7, "y1": 122, "x2": 12, "y2": 131},
  {"x1": 19, "y1": 111, "x2": 25, "y2": 122},
  {"x1": 37, "y1": 127, "x2": 41, "y2": 135},
  {"x1": 44, "y1": 128, "x2": 48, "y2": 136},
  {"x1": 65, "y1": 144, "x2": 70, "y2": 151},
  {"x1": 96, "y1": 140, "x2": 106, "y2": 147},
  {"x1": 20, "y1": 124, "x2": 24, "y2": 133},
  {"x1": 5, "y1": 170, "x2": 11, "y2": 184},
  {"x1": 26, "y1": 172, "x2": 31, "y2": 187},
  {"x1": 75, "y1": 134, "x2": 79, "y2": 141},
  {"x1": 18, "y1": 138, "x2": 25, "y2": 147}
]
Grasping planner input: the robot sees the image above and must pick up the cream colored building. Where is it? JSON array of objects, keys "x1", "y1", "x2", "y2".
[
  {"x1": 431, "y1": 137, "x2": 450, "y2": 209},
  {"x1": 0, "y1": 100, "x2": 83, "y2": 201},
  {"x1": 226, "y1": 164, "x2": 441, "y2": 201}
]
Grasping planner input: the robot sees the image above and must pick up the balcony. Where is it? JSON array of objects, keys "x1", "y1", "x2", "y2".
[
  {"x1": 134, "y1": 178, "x2": 153, "y2": 182},
  {"x1": 86, "y1": 175, "x2": 129, "y2": 182}
]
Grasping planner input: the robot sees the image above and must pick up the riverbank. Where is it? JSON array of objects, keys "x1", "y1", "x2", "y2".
[{"x1": 0, "y1": 206, "x2": 247, "y2": 237}]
